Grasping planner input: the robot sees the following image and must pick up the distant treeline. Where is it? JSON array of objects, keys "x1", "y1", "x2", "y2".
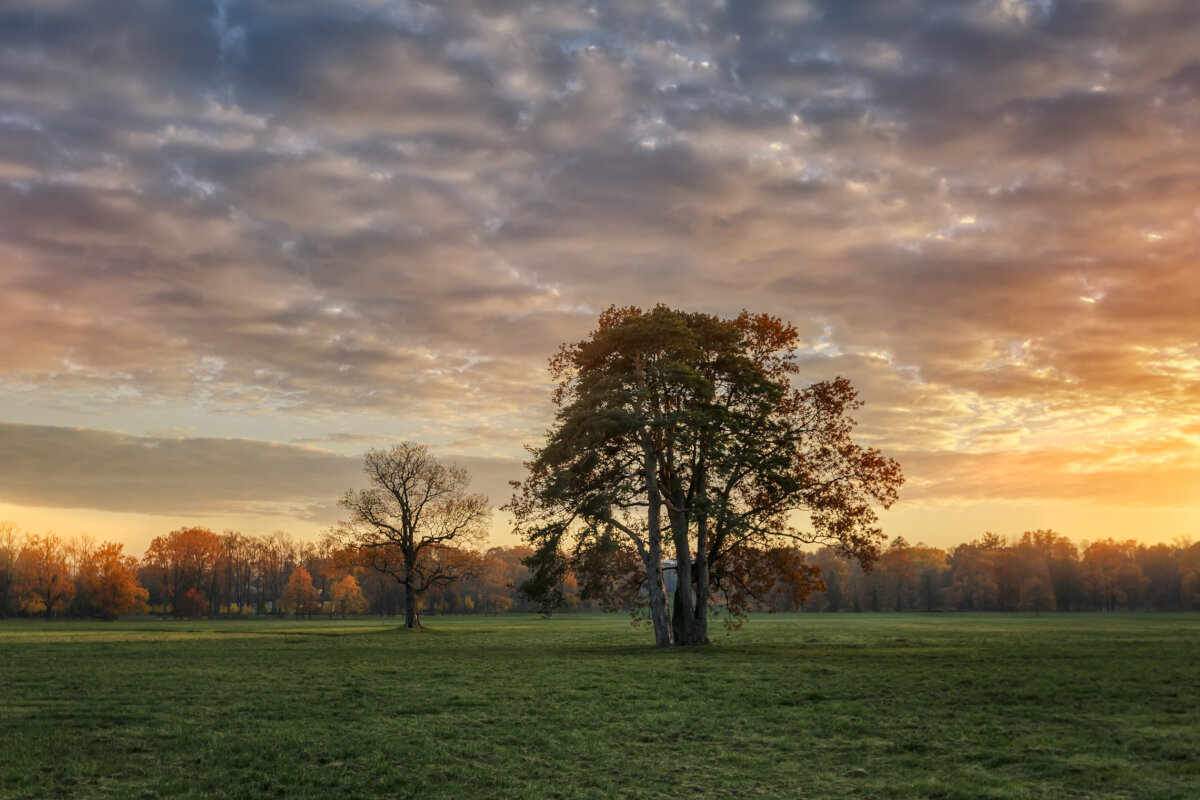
[
  {"x1": 799, "y1": 531, "x2": 1200, "y2": 614},
  {"x1": 0, "y1": 522, "x2": 1197, "y2": 619},
  {"x1": 0, "y1": 522, "x2": 565, "y2": 620}
]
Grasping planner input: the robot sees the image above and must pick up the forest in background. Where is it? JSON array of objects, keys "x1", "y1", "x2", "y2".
[{"x1": 1, "y1": 521, "x2": 1198, "y2": 620}]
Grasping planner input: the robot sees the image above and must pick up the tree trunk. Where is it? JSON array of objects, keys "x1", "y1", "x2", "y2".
[
  {"x1": 643, "y1": 553, "x2": 672, "y2": 648},
  {"x1": 643, "y1": 443, "x2": 673, "y2": 647},
  {"x1": 689, "y1": 467, "x2": 710, "y2": 646},
  {"x1": 671, "y1": 581, "x2": 686, "y2": 643},
  {"x1": 689, "y1": 561, "x2": 710, "y2": 644},
  {"x1": 669, "y1": 506, "x2": 702, "y2": 645},
  {"x1": 404, "y1": 582, "x2": 420, "y2": 629}
]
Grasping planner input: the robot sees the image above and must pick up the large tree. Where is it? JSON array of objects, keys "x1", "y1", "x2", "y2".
[
  {"x1": 511, "y1": 305, "x2": 903, "y2": 647},
  {"x1": 329, "y1": 444, "x2": 490, "y2": 629}
]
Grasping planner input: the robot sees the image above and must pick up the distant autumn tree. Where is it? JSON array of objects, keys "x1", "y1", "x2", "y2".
[
  {"x1": 1137, "y1": 543, "x2": 1183, "y2": 611},
  {"x1": 281, "y1": 566, "x2": 321, "y2": 618},
  {"x1": 511, "y1": 305, "x2": 902, "y2": 647},
  {"x1": 1017, "y1": 530, "x2": 1083, "y2": 611},
  {"x1": 177, "y1": 588, "x2": 206, "y2": 619},
  {"x1": 220, "y1": 531, "x2": 258, "y2": 615},
  {"x1": 1181, "y1": 542, "x2": 1200, "y2": 609},
  {"x1": 297, "y1": 539, "x2": 333, "y2": 604},
  {"x1": 803, "y1": 548, "x2": 856, "y2": 611},
  {"x1": 329, "y1": 574, "x2": 368, "y2": 617},
  {"x1": 907, "y1": 545, "x2": 949, "y2": 612},
  {"x1": 1082, "y1": 539, "x2": 1146, "y2": 611},
  {"x1": 329, "y1": 444, "x2": 491, "y2": 629},
  {"x1": 0, "y1": 521, "x2": 24, "y2": 618},
  {"x1": 872, "y1": 538, "x2": 920, "y2": 612},
  {"x1": 16, "y1": 533, "x2": 76, "y2": 619},
  {"x1": 947, "y1": 536, "x2": 1002, "y2": 611},
  {"x1": 143, "y1": 526, "x2": 222, "y2": 619},
  {"x1": 84, "y1": 542, "x2": 149, "y2": 620},
  {"x1": 62, "y1": 534, "x2": 98, "y2": 616},
  {"x1": 1019, "y1": 576, "x2": 1055, "y2": 617},
  {"x1": 466, "y1": 546, "x2": 536, "y2": 614},
  {"x1": 256, "y1": 531, "x2": 298, "y2": 616}
]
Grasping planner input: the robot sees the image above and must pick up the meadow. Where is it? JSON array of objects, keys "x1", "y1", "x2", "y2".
[{"x1": 1, "y1": 613, "x2": 1197, "y2": 800}]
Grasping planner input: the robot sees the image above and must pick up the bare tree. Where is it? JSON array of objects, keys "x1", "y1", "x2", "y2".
[
  {"x1": 255, "y1": 530, "x2": 297, "y2": 617},
  {"x1": 220, "y1": 530, "x2": 257, "y2": 615},
  {"x1": 329, "y1": 444, "x2": 490, "y2": 628}
]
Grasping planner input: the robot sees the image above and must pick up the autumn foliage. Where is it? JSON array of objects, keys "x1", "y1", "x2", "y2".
[
  {"x1": 0, "y1": 520, "x2": 1197, "y2": 620},
  {"x1": 329, "y1": 575, "x2": 368, "y2": 617},
  {"x1": 84, "y1": 543, "x2": 149, "y2": 620},
  {"x1": 281, "y1": 567, "x2": 321, "y2": 617},
  {"x1": 15, "y1": 534, "x2": 76, "y2": 619},
  {"x1": 143, "y1": 526, "x2": 223, "y2": 619},
  {"x1": 511, "y1": 305, "x2": 904, "y2": 646}
]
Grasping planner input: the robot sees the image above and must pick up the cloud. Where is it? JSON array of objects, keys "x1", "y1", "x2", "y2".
[
  {"x1": 0, "y1": 0, "x2": 1198, "y2": 528},
  {"x1": 0, "y1": 422, "x2": 359, "y2": 516},
  {"x1": 0, "y1": 423, "x2": 520, "y2": 517}
]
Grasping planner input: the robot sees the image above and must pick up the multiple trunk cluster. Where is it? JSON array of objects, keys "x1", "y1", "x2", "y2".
[{"x1": 511, "y1": 306, "x2": 904, "y2": 647}]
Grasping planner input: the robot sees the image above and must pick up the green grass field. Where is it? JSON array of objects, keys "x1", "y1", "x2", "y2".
[{"x1": 2, "y1": 613, "x2": 1197, "y2": 799}]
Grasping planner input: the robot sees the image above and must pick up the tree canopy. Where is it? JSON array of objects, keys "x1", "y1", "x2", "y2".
[{"x1": 510, "y1": 305, "x2": 904, "y2": 646}]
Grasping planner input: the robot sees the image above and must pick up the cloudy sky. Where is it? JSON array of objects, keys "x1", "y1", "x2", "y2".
[{"x1": 2, "y1": 0, "x2": 1198, "y2": 554}]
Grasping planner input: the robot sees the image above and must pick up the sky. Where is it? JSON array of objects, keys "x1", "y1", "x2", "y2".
[{"x1": 1, "y1": 0, "x2": 1198, "y2": 555}]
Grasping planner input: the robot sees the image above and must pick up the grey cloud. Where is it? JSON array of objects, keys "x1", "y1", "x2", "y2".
[
  {"x1": 0, "y1": 423, "x2": 520, "y2": 517},
  {"x1": 1004, "y1": 90, "x2": 1142, "y2": 155},
  {"x1": 0, "y1": 2, "x2": 223, "y2": 105},
  {"x1": 1, "y1": 0, "x2": 1199, "y2": 513},
  {"x1": 0, "y1": 422, "x2": 361, "y2": 516}
]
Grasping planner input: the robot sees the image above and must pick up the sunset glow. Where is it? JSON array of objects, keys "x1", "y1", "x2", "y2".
[{"x1": 1, "y1": 1, "x2": 1197, "y2": 553}]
